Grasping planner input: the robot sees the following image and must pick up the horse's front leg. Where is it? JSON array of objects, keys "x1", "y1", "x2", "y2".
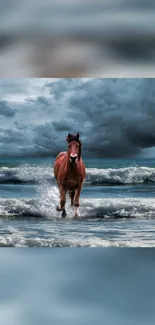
[
  {"x1": 73, "y1": 186, "x2": 82, "y2": 218},
  {"x1": 57, "y1": 186, "x2": 67, "y2": 217}
]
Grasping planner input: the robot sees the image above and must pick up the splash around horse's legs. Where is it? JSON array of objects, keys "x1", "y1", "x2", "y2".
[{"x1": 56, "y1": 204, "x2": 67, "y2": 217}]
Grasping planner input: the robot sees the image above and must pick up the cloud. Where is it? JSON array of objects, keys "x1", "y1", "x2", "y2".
[
  {"x1": 32, "y1": 122, "x2": 68, "y2": 156},
  {"x1": 1, "y1": 78, "x2": 155, "y2": 158},
  {"x1": 52, "y1": 120, "x2": 74, "y2": 132},
  {"x1": 45, "y1": 78, "x2": 82, "y2": 100},
  {"x1": 66, "y1": 78, "x2": 155, "y2": 157},
  {"x1": 0, "y1": 98, "x2": 16, "y2": 118},
  {"x1": 0, "y1": 79, "x2": 29, "y2": 96},
  {"x1": 26, "y1": 96, "x2": 51, "y2": 107}
]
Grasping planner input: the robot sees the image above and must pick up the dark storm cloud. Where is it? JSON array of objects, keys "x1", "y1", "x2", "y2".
[
  {"x1": 27, "y1": 96, "x2": 51, "y2": 107},
  {"x1": 0, "y1": 98, "x2": 16, "y2": 118},
  {"x1": 45, "y1": 78, "x2": 79, "y2": 100},
  {"x1": 0, "y1": 129, "x2": 25, "y2": 144},
  {"x1": 36, "y1": 96, "x2": 50, "y2": 106},
  {"x1": 1, "y1": 78, "x2": 155, "y2": 158},
  {"x1": 33, "y1": 122, "x2": 70, "y2": 156},
  {"x1": 26, "y1": 78, "x2": 155, "y2": 158},
  {"x1": 66, "y1": 78, "x2": 155, "y2": 157},
  {"x1": 52, "y1": 121, "x2": 74, "y2": 132},
  {"x1": 0, "y1": 126, "x2": 33, "y2": 156},
  {"x1": 8, "y1": 130, "x2": 25, "y2": 144},
  {"x1": 14, "y1": 121, "x2": 28, "y2": 131}
]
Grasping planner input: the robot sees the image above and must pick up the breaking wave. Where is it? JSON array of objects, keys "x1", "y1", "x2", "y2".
[
  {"x1": 0, "y1": 185, "x2": 155, "y2": 220},
  {"x1": 0, "y1": 183, "x2": 155, "y2": 247},
  {"x1": 1, "y1": 165, "x2": 155, "y2": 185},
  {"x1": 1, "y1": 235, "x2": 155, "y2": 247},
  {"x1": 86, "y1": 167, "x2": 155, "y2": 185},
  {"x1": 0, "y1": 165, "x2": 53, "y2": 184}
]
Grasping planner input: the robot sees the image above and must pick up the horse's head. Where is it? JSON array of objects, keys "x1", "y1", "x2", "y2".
[{"x1": 66, "y1": 133, "x2": 82, "y2": 164}]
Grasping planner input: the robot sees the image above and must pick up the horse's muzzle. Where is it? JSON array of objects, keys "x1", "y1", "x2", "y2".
[{"x1": 70, "y1": 155, "x2": 77, "y2": 164}]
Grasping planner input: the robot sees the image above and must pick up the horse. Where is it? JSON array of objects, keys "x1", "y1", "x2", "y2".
[{"x1": 54, "y1": 133, "x2": 86, "y2": 218}]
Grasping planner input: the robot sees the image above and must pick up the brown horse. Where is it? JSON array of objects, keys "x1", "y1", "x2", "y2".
[{"x1": 54, "y1": 133, "x2": 86, "y2": 218}]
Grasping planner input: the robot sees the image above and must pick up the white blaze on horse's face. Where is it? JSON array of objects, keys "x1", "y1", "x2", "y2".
[
  {"x1": 68, "y1": 141, "x2": 79, "y2": 164},
  {"x1": 70, "y1": 155, "x2": 78, "y2": 164}
]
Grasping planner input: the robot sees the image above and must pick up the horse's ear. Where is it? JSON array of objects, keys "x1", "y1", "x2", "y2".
[
  {"x1": 76, "y1": 133, "x2": 79, "y2": 140},
  {"x1": 66, "y1": 133, "x2": 71, "y2": 143}
]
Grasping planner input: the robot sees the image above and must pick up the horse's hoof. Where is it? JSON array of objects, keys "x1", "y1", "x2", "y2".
[
  {"x1": 74, "y1": 213, "x2": 78, "y2": 219},
  {"x1": 56, "y1": 205, "x2": 61, "y2": 212},
  {"x1": 62, "y1": 209, "x2": 67, "y2": 218}
]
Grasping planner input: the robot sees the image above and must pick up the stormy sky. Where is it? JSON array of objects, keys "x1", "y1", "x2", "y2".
[{"x1": 0, "y1": 78, "x2": 155, "y2": 158}]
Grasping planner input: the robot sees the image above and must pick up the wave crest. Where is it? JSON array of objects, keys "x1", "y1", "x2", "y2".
[
  {"x1": 86, "y1": 167, "x2": 155, "y2": 185},
  {"x1": 1, "y1": 165, "x2": 155, "y2": 185},
  {"x1": 1, "y1": 193, "x2": 155, "y2": 220}
]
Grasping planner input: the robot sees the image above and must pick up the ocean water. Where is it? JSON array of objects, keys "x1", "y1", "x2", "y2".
[
  {"x1": 1, "y1": 248, "x2": 155, "y2": 325},
  {"x1": 1, "y1": 156, "x2": 155, "y2": 247}
]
